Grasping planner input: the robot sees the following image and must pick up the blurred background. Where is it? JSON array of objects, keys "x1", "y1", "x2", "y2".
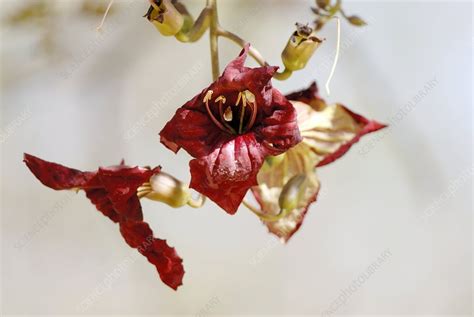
[{"x1": 1, "y1": 0, "x2": 472, "y2": 315}]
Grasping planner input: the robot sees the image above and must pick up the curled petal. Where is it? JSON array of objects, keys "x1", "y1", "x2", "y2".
[
  {"x1": 85, "y1": 188, "x2": 120, "y2": 223},
  {"x1": 256, "y1": 89, "x2": 302, "y2": 154},
  {"x1": 120, "y1": 221, "x2": 184, "y2": 290},
  {"x1": 189, "y1": 133, "x2": 267, "y2": 214},
  {"x1": 251, "y1": 143, "x2": 320, "y2": 242},
  {"x1": 288, "y1": 82, "x2": 387, "y2": 167},
  {"x1": 213, "y1": 44, "x2": 278, "y2": 98},
  {"x1": 23, "y1": 153, "x2": 184, "y2": 290},
  {"x1": 159, "y1": 94, "x2": 227, "y2": 158},
  {"x1": 23, "y1": 153, "x2": 94, "y2": 190},
  {"x1": 315, "y1": 106, "x2": 386, "y2": 167}
]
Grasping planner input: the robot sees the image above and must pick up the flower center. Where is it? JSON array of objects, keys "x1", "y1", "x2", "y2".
[{"x1": 203, "y1": 90, "x2": 257, "y2": 135}]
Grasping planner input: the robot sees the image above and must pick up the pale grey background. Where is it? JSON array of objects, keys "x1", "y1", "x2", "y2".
[{"x1": 1, "y1": 0, "x2": 472, "y2": 315}]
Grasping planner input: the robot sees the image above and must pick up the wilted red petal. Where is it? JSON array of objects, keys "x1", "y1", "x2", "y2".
[
  {"x1": 84, "y1": 188, "x2": 121, "y2": 223},
  {"x1": 96, "y1": 166, "x2": 158, "y2": 222},
  {"x1": 255, "y1": 89, "x2": 301, "y2": 153},
  {"x1": 159, "y1": 46, "x2": 301, "y2": 214},
  {"x1": 24, "y1": 154, "x2": 184, "y2": 290},
  {"x1": 189, "y1": 133, "x2": 267, "y2": 214},
  {"x1": 120, "y1": 221, "x2": 184, "y2": 290},
  {"x1": 159, "y1": 93, "x2": 230, "y2": 158},
  {"x1": 23, "y1": 153, "x2": 95, "y2": 190}
]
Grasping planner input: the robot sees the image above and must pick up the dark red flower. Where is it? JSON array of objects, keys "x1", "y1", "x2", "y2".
[
  {"x1": 159, "y1": 45, "x2": 302, "y2": 214},
  {"x1": 23, "y1": 153, "x2": 184, "y2": 290}
]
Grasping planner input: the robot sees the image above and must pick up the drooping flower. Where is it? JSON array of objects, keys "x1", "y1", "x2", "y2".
[
  {"x1": 23, "y1": 153, "x2": 185, "y2": 290},
  {"x1": 159, "y1": 44, "x2": 302, "y2": 214},
  {"x1": 250, "y1": 82, "x2": 387, "y2": 242}
]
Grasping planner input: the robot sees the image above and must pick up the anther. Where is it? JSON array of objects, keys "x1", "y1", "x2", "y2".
[
  {"x1": 203, "y1": 90, "x2": 229, "y2": 133},
  {"x1": 203, "y1": 90, "x2": 213, "y2": 103}
]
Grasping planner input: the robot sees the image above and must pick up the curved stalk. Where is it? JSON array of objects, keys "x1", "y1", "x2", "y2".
[
  {"x1": 217, "y1": 28, "x2": 293, "y2": 80},
  {"x1": 175, "y1": 7, "x2": 212, "y2": 43},
  {"x1": 242, "y1": 200, "x2": 289, "y2": 222},
  {"x1": 187, "y1": 195, "x2": 206, "y2": 208},
  {"x1": 208, "y1": 0, "x2": 220, "y2": 80}
]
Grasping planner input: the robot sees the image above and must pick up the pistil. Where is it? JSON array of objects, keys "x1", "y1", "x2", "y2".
[{"x1": 203, "y1": 89, "x2": 258, "y2": 135}]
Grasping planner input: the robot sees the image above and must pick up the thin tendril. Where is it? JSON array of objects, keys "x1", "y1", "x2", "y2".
[
  {"x1": 325, "y1": 16, "x2": 341, "y2": 95},
  {"x1": 96, "y1": 0, "x2": 115, "y2": 32}
]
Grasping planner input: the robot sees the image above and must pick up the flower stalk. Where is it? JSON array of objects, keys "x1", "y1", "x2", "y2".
[{"x1": 208, "y1": 0, "x2": 220, "y2": 80}]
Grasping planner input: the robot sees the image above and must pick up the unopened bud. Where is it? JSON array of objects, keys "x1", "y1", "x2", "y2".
[
  {"x1": 144, "y1": 0, "x2": 184, "y2": 36},
  {"x1": 281, "y1": 23, "x2": 322, "y2": 71},
  {"x1": 145, "y1": 172, "x2": 191, "y2": 208},
  {"x1": 278, "y1": 174, "x2": 307, "y2": 212}
]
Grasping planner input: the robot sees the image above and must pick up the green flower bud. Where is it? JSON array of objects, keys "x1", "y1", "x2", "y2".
[
  {"x1": 281, "y1": 23, "x2": 322, "y2": 71},
  {"x1": 144, "y1": 0, "x2": 184, "y2": 36},
  {"x1": 278, "y1": 174, "x2": 308, "y2": 212}
]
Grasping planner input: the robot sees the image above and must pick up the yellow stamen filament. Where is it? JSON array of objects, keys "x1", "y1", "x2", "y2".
[
  {"x1": 238, "y1": 96, "x2": 246, "y2": 134},
  {"x1": 216, "y1": 95, "x2": 227, "y2": 122},
  {"x1": 96, "y1": 0, "x2": 115, "y2": 32},
  {"x1": 204, "y1": 90, "x2": 257, "y2": 134},
  {"x1": 235, "y1": 91, "x2": 242, "y2": 106},
  {"x1": 203, "y1": 90, "x2": 229, "y2": 132},
  {"x1": 325, "y1": 16, "x2": 341, "y2": 95}
]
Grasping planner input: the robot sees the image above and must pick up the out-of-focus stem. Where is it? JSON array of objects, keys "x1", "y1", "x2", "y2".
[
  {"x1": 217, "y1": 28, "x2": 292, "y2": 81},
  {"x1": 175, "y1": 7, "x2": 212, "y2": 43},
  {"x1": 242, "y1": 200, "x2": 289, "y2": 222},
  {"x1": 208, "y1": 0, "x2": 220, "y2": 80}
]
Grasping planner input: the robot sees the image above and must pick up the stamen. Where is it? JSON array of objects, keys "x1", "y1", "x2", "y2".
[
  {"x1": 235, "y1": 91, "x2": 242, "y2": 106},
  {"x1": 217, "y1": 97, "x2": 225, "y2": 120},
  {"x1": 203, "y1": 90, "x2": 229, "y2": 133},
  {"x1": 243, "y1": 90, "x2": 255, "y2": 103},
  {"x1": 215, "y1": 95, "x2": 226, "y2": 103},
  {"x1": 238, "y1": 93, "x2": 247, "y2": 134},
  {"x1": 245, "y1": 102, "x2": 257, "y2": 131},
  {"x1": 215, "y1": 95, "x2": 236, "y2": 134}
]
